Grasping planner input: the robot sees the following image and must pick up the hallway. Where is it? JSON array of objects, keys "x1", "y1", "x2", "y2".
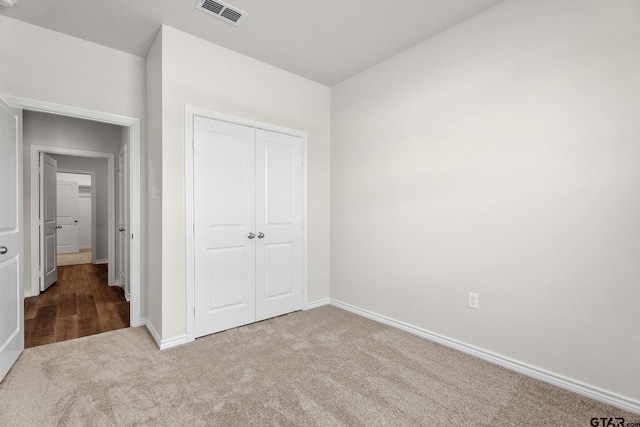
[{"x1": 24, "y1": 264, "x2": 129, "y2": 348}]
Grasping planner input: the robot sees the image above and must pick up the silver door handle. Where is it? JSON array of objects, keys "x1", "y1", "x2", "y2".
[
  {"x1": 257, "y1": 232, "x2": 265, "y2": 239},
  {"x1": 56, "y1": 225, "x2": 63, "y2": 229},
  {"x1": 119, "y1": 227, "x2": 125, "y2": 232},
  {"x1": 0, "y1": 246, "x2": 7, "y2": 255},
  {"x1": 247, "y1": 233, "x2": 255, "y2": 239}
]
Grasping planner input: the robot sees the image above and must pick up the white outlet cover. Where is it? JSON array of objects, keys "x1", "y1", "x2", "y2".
[{"x1": 468, "y1": 292, "x2": 479, "y2": 309}]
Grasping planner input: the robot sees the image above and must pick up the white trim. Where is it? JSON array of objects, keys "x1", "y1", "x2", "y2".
[
  {"x1": 159, "y1": 335, "x2": 190, "y2": 350},
  {"x1": 23, "y1": 290, "x2": 38, "y2": 298},
  {"x1": 94, "y1": 259, "x2": 108, "y2": 264},
  {"x1": 56, "y1": 169, "x2": 96, "y2": 264},
  {"x1": 33, "y1": 147, "x2": 114, "y2": 289},
  {"x1": 330, "y1": 299, "x2": 640, "y2": 415},
  {"x1": 5, "y1": 96, "x2": 142, "y2": 328},
  {"x1": 142, "y1": 318, "x2": 190, "y2": 350},
  {"x1": 142, "y1": 318, "x2": 161, "y2": 348},
  {"x1": 185, "y1": 108, "x2": 195, "y2": 343},
  {"x1": 185, "y1": 106, "x2": 309, "y2": 342},
  {"x1": 304, "y1": 298, "x2": 330, "y2": 310}
]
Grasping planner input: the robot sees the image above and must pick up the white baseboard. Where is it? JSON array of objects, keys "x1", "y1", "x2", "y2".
[
  {"x1": 304, "y1": 298, "x2": 330, "y2": 310},
  {"x1": 141, "y1": 318, "x2": 192, "y2": 350},
  {"x1": 141, "y1": 318, "x2": 161, "y2": 349},
  {"x1": 95, "y1": 259, "x2": 108, "y2": 264},
  {"x1": 24, "y1": 289, "x2": 39, "y2": 298},
  {"x1": 330, "y1": 299, "x2": 640, "y2": 415},
  {"x1": 159, "y1": 334, "x2": 191, "y2": 350}
]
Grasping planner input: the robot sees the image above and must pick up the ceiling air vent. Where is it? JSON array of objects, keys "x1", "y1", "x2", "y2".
[{"x1": 196, "y1": 0, "x2": 248, "y2": 26}]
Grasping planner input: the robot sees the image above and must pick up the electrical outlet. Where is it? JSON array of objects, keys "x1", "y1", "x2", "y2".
[{"x1": 468, "y1": 292, "x2": 479, "y2": 309}]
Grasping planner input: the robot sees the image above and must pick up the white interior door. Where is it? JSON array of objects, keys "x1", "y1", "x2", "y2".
[
  {"x1": 56, "y1": 180, "x2": 79, "y2": 254},
  {"x1": 78, "y1": 187, "x2": 92, "y2": 248},
  {"x1": 194, "y1": 117, "x2": 257, "y2": 337},
  {"x1": 40, "y1": 153, "x2": 58, "y2": 291},
  {"x1": 255, "y1": 129, "x2": 303, "y2": 321},
  {"x1": 0, "y1": 99, "x2": 23, "y2": 382},
  {"x1": 118, "y1": 146, "x2": 128, "y2": 294}
]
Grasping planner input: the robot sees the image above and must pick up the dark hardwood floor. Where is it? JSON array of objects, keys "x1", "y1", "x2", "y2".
[{"x1": 24, "y1": 263, "x2": 130, "y2": 348}]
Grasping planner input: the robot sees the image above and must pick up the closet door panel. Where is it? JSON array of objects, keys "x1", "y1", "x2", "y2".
[
  {"x1": 263, "y1": 242, "x2": 295, "y2": 299},
  {"x1": 255, "y1": 129, "x2": 303, "y2": 321},
  {"x1": 194, "y1": 117, "x2": 256, "y2": 337}
]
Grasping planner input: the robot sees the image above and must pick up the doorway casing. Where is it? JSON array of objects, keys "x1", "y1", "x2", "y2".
[
  {"x1": 35, "y1": 147, "x2": 114, "y2": 289},
  {"x1": 5, "y1": 96, "x2": 142, "y2": 327},
  {"x1": 184, "y1": 106, "x2": 309, "y2": 344},
  {"x1": 57, "y1": 169, "x2": 97, "y2": 264}
]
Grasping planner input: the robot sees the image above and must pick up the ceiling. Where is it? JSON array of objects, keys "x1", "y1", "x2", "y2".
[{"x1": 0, "y1": 0, "x2": 505, "y2": 86}]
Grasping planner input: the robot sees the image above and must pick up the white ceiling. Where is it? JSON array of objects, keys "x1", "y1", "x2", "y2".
[{"x1": 0, "y1": 0, "x2": 505, "y2": 86}]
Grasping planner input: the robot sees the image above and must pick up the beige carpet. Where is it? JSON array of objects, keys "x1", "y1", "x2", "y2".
[
  {"x1": 0, "y1": 306, "x2": 636, "y2": 426},
  {"x1": 57, "y1": 248, "x2": 92, "y2": 267}
]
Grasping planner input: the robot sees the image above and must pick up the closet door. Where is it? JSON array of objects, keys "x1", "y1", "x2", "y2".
[
  {"x1": 255, "y1": 129, "x2": 303, "y2": 321},
  {"x1": 194, "y1": 117, "x2": 257, "y2": 337}
]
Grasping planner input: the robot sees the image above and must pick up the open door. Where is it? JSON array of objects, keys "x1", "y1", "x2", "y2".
[
  {"x1": 0, "y1": 98, "x2": 23, "y2": 382},
  {"x1": 56, "y1": 180, "x2": 79, "y2": 254},
  {"x1": 40, "y1": 153, "x2": 58, "y2": 291},
  {"x1": 118, "y1": 145, "x2": 129, "y2": 296}
]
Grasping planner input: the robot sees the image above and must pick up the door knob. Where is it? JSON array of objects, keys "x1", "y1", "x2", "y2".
[
  {"x1": 247, "y1": 233, "x2": 255, "y2": 239},
  {"x1": 119, "y1": 227, "x2": 125, "y2": 232},
  {"x1": 56, "y1": 225, "x2": 63, "y2": 229},
  {"x1": 257, "y1": 232, "x2": 265, "y2": 239},
  {"x1": 0, "y1": 246, "x2": 7, "y2": 255}
]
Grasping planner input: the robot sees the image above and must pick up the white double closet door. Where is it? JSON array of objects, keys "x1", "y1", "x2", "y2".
[{"x1": 194, "y1": 117, "x2": 303, "y2": 338}]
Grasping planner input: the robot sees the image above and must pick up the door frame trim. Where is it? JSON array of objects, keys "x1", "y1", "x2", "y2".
[
  {"x1": 184, "y1": 106, "x2": 309, "y2": 343},
  {"x1": 56, "y1": 169, "x2": 97, "y2": 263},
  {"x1": 6, "y1": 96, "x2": 142, "y2": 327},
  {"x1": 34, "y1": 147, "x2": 114, "y2": 289}
]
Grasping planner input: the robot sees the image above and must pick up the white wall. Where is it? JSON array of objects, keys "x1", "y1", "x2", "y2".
[
  {"x1": 153, "y1": 25, "x2": 331, "y2": 341},
  {"x1": 58, "y1": 172, "x2": 91, "y2": 187},
  {"x1": 330, "y1": 0, "x2": 640, "y2": 404},
  {"x1": 144, "y1": 29, "x2": 163, "y2": 337},
  {"x1": 0, "y1": 16, "x2": 144, "y2": 119}
]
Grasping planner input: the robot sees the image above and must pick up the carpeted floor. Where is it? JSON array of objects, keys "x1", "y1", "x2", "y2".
[
  {"x1": 0, "y1": 306, "x2": 636, "y2": 426},
  {"x1": 57, "y1": 248, "x2": 92, "y2": 267}
]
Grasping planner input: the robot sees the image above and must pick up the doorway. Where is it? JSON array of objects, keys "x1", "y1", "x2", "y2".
[
  {"x1": 6, "y1": 95, "x2": 142, "y2": 334},
  {"x1": 25, "y1": 113, "x2": 130, "y2": 346},
  {"x1": 56, "y1": 171, "x2": 93, "y2": 267}
]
